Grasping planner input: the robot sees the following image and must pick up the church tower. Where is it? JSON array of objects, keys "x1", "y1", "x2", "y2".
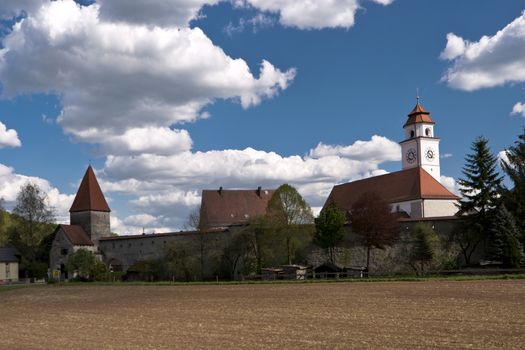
[
  {"x1": 399, "y1": 102, "x2": 441, "y2": 181},
  {"x1": 69, "y1": 166, "x2": 111, "y2": 247}
]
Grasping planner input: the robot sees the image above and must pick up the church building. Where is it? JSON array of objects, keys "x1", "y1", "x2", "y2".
[{"x1": 324, "y1": 103, "x2": 459, "y2": 219}]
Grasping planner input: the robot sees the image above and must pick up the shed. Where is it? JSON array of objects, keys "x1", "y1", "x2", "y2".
[{"x1": 0, "y1": 246, "x2": 20, "y2": 283}]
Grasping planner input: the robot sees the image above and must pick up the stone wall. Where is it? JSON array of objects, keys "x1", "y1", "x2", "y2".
[
  {"x1": 49, "y1": 229, "x2": 96, "y2": 277},
  {"x1": 307, "y1": 218, "x2": 462, "y2": 275},
  {"x1": 99, "y1": 229, "x2": 236, "y2": 279},
  {"x1": 70, "y1": 211, "x2": 111, "y2": 246}
]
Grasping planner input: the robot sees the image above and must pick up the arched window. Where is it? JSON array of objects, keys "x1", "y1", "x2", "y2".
[
  {"x1": 425, "y1": 128, "x2": 431, "y2": 136},
  {"x1": 410, "y1": 130, "x2": 415, "y2": 138}
]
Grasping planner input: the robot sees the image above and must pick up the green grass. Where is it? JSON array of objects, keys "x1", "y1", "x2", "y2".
[
  {"x1": 2, "y1": 274, "x2": 523, "y2": 292},
  {"x1": 42, "y1": 273, "x2": 525, "y2": 288}
]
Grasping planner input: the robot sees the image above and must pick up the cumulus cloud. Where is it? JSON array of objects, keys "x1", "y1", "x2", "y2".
[
  {"x1": 440, "y1": 175, "x2": 460, "y2": 196},
  {"x1": 0, "y1": 0, "x2": 44, "y2": 18},
  {"x1": 241, "y1": 0, "x2": 361, "y2": 29},
  {"x1": 511, "y1": 102, "x2": 525, "y2": 117},
  {"x1": 96, "y1": 0, "x2": 219, "y2": 28},
  {"x1": 97, "y1": 128, "x2": 193, "y2": 156},
  {"x1": 441, "y1": 11, "x2": 525, "y2": 91},
  {"x1": 0, "y1": 122, "x2": 21, "y2": 148},
  {"x1": 0, "y1": 0, "x2": 295, "y2": 155},
  {"x1": 308, "y1": 135, "x2": 401, "y2": 162},
  {"x1": 96, "y1": 137, "x2": 401, "y2": 230},
  {"x1": 0, "y1": 163, "x2": 74, "y2": 223}
]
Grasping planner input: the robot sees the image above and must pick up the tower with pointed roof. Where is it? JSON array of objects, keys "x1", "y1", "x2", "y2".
[
  {"x1": 69, "y1": 166, "x2": 111, "y2": 247},
  {"x1": 400, "y1": 102, "x2": 441, "y2": 181}
]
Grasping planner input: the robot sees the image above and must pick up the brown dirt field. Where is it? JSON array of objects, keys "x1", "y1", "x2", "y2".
[{"x1": 0, "y1": 280, "x2": 524, "y2": 349}]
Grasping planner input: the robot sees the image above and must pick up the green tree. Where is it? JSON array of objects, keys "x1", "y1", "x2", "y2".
[
  {"x1": 67, "y1": 249, "x2": 97, "y2": 280},
  {"x1": 501, "y1": 128, "x2": 525, "y2": 247},
  {"x1": 12, "y1": 183, "x2": 55, "y2": 262},
  {"x1": 486, "y1": 206, "x2": 523, "y2": 267},
  {"x1": 455, "y1": 136, "x2": 503, "y2": 265},
  {"x1": 266, "y1": 184, "x2": 314, "y2": 265},
  {"x1": 314, "y1": 204, "x2": 346, "y2": 264},
  {"x1": 350, "y1": 191, "x2": 399, "y2": 273},
  {"x1": 409, "y1": 223, "x2": 440, "y2": 275}
]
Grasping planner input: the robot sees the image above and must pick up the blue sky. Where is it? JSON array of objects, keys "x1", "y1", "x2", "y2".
[{"x1": 0, "y1": 0, "x2": 523, "y2": 233}]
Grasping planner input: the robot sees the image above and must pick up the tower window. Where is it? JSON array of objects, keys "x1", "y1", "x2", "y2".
[
  {"x1": 425, "y1": 128, "x2": 431, "y2": 136},
  {"x1": 410, "y1": 130, "x2": 415, "y2": 138}
]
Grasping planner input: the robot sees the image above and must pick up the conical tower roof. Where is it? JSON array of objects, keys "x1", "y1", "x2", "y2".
[
  {"x1": 403, "y1": 103, "x2": 435, "y2": 127},
  {"x1": 69, "y1": 166, "x2": 110, "y2": 213}
]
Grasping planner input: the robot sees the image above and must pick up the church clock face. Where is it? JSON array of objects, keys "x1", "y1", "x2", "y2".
[
  {"x1": 406, "y1": 148, "x2": 417, "y2": 164},
  {"x1": 425, "y1": 147, "x2": 436, "y2": 162}
]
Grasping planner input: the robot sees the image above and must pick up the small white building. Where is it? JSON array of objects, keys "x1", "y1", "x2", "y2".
[{"x1": 0, "y1": 246, "x2": 20, "y2": 283}]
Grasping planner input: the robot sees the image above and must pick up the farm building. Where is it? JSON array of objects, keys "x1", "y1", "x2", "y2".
[{"x1": 0, "y1": 246, "x2": 20, "y2": 282}]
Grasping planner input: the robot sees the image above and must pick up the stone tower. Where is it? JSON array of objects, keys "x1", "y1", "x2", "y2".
[
  {"x1": 399, "y1": 103, "x2": 441, "y2": 181},
  {"x1": 69, "y1": 166, "x2": 111, "y2": 248}
]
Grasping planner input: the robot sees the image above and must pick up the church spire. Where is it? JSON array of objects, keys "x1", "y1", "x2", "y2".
[{"x1": 69, "y1": 166, "x2": 110, "y2": 213}]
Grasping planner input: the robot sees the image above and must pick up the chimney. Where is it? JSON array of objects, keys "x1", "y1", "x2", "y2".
[
  {"x1": 256, "y1": 186, "x2": 262, "y2": 197},
  {"x1": 218, "y1": 186, "x2": 223, "y2": 195}
]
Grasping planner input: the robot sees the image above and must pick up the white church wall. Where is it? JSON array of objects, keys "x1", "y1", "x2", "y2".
[{"x1": 423, "y1": 199, "x2": 459, "y2": 218}]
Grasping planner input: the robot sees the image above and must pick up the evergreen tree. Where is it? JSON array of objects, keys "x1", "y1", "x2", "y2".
[
  {"x1": 501, "y1": 127, "x2": 525, "y2": 246},
  {"x1": 487, "y1": 206, "x2": 523, "y2": 267},
  {"x1": 458, "y1": 136, "x2": 503, "y2": 216},
  {"x1": 314, "y1": 204, "x2": 346, "y2": 264},
  {"x1": 409, "y1": 223, "x2": 439, "y2": 275},
  {"x1": 454, "y1": 136, "x2": 503, "y2": 265}
]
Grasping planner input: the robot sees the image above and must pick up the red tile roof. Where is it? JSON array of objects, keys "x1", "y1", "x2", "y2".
[
  {"x1": 70, "y1": 166, "x2": 110, "y2": 213},
  {"x1": 403, "y1": 103, "x2": 435, "y2": 127},
  {"x1": 324, "y1": 167, "x2": 459, "y2": 212},
  {"x1": 59, "y1": 225, "x2": 93, "y2": 246},
  {"x1": 200, "y1": 188, "x2": 275, "y2": 229}
]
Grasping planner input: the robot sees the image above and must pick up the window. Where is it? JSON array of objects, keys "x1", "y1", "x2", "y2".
[
  {"x1": 410, "y1": 130, "x2": 415, "y2": 138},
  {"x1": 6, "y1": 263, "x2": 10, "y2": 279},
  {"x1": 61, "y1": 248, "x2": 69, "y2": 256},
  {"x1": 425, "y1": 128, "x2": 431, "y2": 136}
]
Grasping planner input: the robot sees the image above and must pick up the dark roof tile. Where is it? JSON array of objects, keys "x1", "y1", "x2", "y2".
[
  {"x1": 59, "y1": 225, "x2": 94, "y2": 246},
  {"x1": 200, "y1": 188, "x2": 275, "y2": 228}
]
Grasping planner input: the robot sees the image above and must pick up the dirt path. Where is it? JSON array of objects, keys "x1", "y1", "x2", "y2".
[{"x1": 1, "y1": 280, "x2": 524, "y2": 349}]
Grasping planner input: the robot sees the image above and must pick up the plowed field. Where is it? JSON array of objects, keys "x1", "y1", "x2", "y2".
[{"x1": 1, "y1": 280, "x2": 524, "y2": 349}]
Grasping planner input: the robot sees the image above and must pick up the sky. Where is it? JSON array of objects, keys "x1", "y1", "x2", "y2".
[{"x1": 0, "y1": 0, "x2": 524, "y2": 234}]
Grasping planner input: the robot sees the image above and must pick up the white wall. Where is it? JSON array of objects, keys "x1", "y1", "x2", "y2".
[{"x1": 423, "y1": 199, "x2": 459, "y2": 217}]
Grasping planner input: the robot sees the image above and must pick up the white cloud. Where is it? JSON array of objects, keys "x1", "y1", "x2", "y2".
[
  {"x1": 0, "y1": 0, "x2": 44, "y2": 18},
  {"x1": 440, "y1": 153, "x2": 453, "y2": 159},
  {"x1": 97, "y1": 127, "x2": 193, "y2": 156},
  {"x1": 225, "y1": 13, "x2": 276, "y2": 36},
  {"x1": 440, "y1": 33, "x2": 466, "y2": 60},
  {"x1": 498, "y1": 150, "x2": 509, "y2": 166},
  {"x1": 369, "y1": 0, "x2": 394, "y2": 5},
  {"x1": 308, "y1": 135, "x2": 401, "y2": 162},
  {"x1": 511, "y1": 102, "x2": 525, "y2": 117},
  {"x1": 97, "y1": 136, "x2": 401, "y2": 230},
  {"x1": 440, "y1": 175, "x2": 460, "y2": 196},
  {"x1": 0, "y1": 122, "x2": 21, "y2": 148},
  {"x1": 0, "y1": 163, "x2": 74, "y2": 223},
  {"x1": 0, "y1": 0, "x2": 295, "y2": 155},
  {"x1": 242, "y1": 0, "x2": 361, "y2": 29},
  {"x1": 441, "y1": 11, "x2": 525, "y2": 91},
  {"x1": 96, "y1": 0, "x2": 220, "y2": 28}
]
